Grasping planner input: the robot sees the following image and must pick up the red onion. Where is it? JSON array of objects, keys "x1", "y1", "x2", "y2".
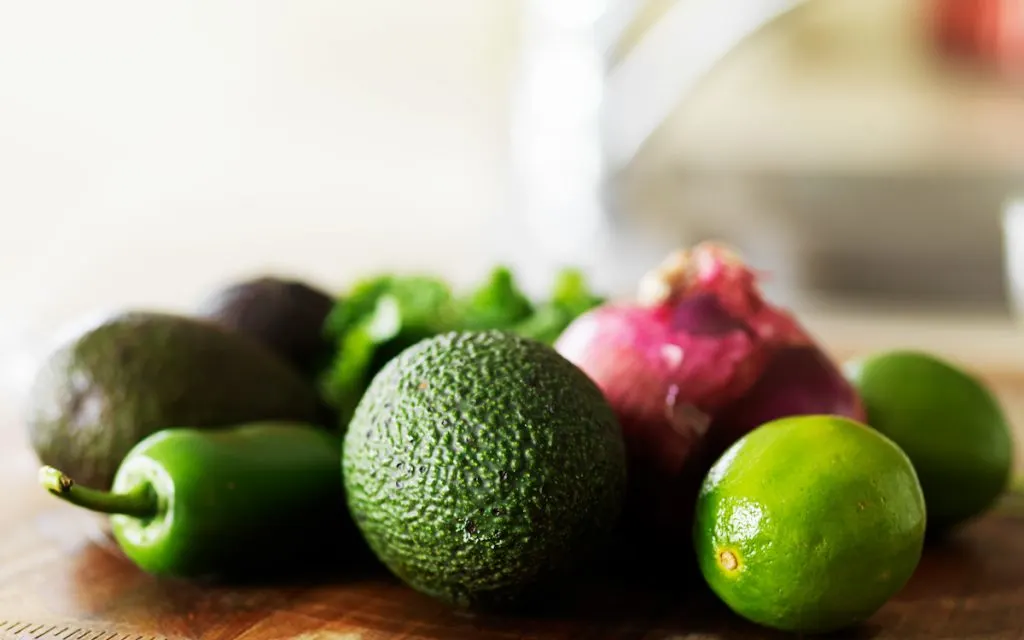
[{"x1": 554, "y1": 243, "x2": 865, "y2": 548}]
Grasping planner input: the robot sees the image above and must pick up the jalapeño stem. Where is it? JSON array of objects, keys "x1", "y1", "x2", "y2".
[{"x1": 39, "y1": 466, "x2": 159, "y2": 519}]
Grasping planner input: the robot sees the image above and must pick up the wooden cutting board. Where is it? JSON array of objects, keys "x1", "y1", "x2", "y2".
[
  {"x1": 3, "y1": 365, "x2": 1024, "y2": 640},
  {"x1": 1, "y1": 496, "x2": 1023, "y2": 639}
]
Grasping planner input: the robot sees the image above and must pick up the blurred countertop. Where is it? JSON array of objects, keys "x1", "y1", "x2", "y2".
[{"x1": 800, "y1": 305, "x2": 1024, "y2": 373}]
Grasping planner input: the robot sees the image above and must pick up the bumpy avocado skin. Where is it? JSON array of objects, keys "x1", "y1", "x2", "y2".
[
  {"x1": 196, "y1": 276, "x2": 336, "y2": 377},
  {"x1": 343, "y1": 330, "x2": 627, "y2": 609},
  {"x1": 25, "y1": 311, "x2": 323, "y2": 490}
]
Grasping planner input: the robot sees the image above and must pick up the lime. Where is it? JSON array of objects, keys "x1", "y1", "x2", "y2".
[
  {"x1": 844, "y1": 350, "x2": 1014, "y2": 532},
  {"x1": 693, "y1": 415, "x2": 926, "y2": 635}
]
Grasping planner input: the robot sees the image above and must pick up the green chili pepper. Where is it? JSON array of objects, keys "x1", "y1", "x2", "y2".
[{"x1": 40, "y1": 422, "x2": 351, "y2": 580}]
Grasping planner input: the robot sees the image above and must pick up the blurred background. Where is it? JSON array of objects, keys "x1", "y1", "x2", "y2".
[{"x1": 3, "y1": 0, "x2": 1024, "y2": 418}]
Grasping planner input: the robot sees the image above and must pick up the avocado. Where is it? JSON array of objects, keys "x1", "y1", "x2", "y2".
[
  {"x1": 343, "y1": 330, "x2": 627, "y2": 609},
  {"x1": 25, "y1": 311, "x2": 323, "y2": 490},
  {"x1": 196, "y1": 276, "x2": 335, "y2": 377}
]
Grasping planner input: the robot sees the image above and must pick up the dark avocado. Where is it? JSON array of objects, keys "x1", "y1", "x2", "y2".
[
  {"x1": 25, "y1": 311, "x2": 323, "y2": 490},
  {"x1": 196, "y1": 276, "x2": 336, "y2": 377}
]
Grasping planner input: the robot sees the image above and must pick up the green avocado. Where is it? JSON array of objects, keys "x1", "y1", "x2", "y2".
[
  {"x1": 343, "y1": 330, "x2": 627, "y2": 609},
  {"x1": 25, "y1": 311, "x2": 323, "y2": 490}
]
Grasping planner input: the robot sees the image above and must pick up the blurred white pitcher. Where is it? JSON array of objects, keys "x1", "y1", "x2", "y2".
[
  {"x1": 1004, "y1": 198, "x2": 1024, "y2": 320},
  {"x1": 505, "y1": 0, "x2": 805, "y2": 297}
]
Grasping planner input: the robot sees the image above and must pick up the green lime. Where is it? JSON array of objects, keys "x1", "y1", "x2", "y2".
[
  {"x1": 844, "y1": 350, "x2": 1014, "y2": 532},
  {"x1": 694, "y1": 415, "x2": 926, "y2": 635}
]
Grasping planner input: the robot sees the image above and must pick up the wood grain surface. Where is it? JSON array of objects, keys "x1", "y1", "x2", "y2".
[
  {"x1": 2, "y1": 368, "x2": 1024, "y2": 639},
  {"x1": 1, "y1": 506, "x2": 1023, "y2": 640}
]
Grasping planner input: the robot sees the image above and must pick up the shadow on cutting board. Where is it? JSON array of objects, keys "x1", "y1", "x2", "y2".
[{"x1": 7, "y1": 507, "x2": 1022, "y2": 639}]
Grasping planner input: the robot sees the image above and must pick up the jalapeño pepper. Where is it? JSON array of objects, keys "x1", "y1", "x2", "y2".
[{"x1": 40, "y1": 422, "x2": 350, "y2": 580}]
